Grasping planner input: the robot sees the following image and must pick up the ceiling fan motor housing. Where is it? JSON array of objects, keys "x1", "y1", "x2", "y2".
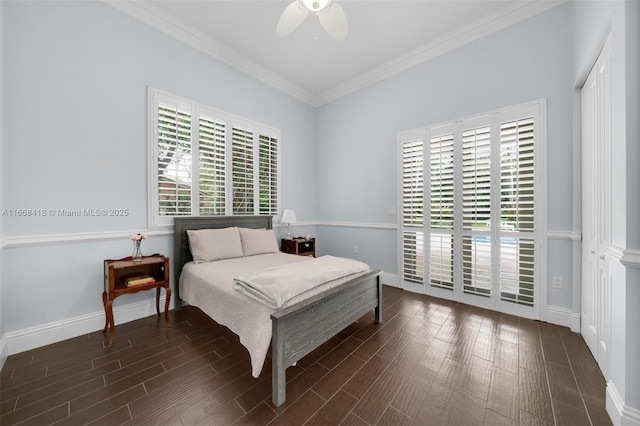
[{"x1": 301, "y1": 0, "x2": 333, "y2": 13}]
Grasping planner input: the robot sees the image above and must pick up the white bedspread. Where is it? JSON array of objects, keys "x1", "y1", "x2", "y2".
[
  {"x1": 234, "y1": 255, "x2": 370, "y2": 309},
  {"x1": 179, "y1": 253, "x2": 369, "y2": 378}
]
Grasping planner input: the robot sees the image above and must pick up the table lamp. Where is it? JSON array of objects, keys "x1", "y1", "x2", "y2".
[{"x1": 281, "y1": 209, "x2": 297, "y2": 239}]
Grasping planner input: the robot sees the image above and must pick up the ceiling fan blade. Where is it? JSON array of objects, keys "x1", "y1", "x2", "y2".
[
  {"x1": 318, "y1": 2, "x2": 348, "y2": 41},
  {"x1": 276, "y1": 1, "x2": 309, "y2": 37}
]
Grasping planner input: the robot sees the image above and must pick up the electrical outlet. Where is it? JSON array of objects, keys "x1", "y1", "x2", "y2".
[
  {"x1": 552, "y1": 276, "x2": 563, "y2": 289},
  {"x1": 352, "y1": 246, "x2": 358, "y2": 254}
]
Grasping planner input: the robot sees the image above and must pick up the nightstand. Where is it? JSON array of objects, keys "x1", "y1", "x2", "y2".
[
  {"x1": 102, "y1": 254, "x2": 171, "y2": 347},
  {"x1": 281, "y1": 238, "x2": 316, "y2": 257}
]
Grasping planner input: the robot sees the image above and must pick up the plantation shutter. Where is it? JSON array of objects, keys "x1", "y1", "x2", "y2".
[
  {"x1": 401, "y1": 133, "x2": 424, "y2": 284},
  {"x1": 150, "y1": 88, "x2": 281, "y2": 227},
  {"x1": 398, "y1": 101, "x2": 543, "y2": 316},
  {"x1": 157, "y1": 103, "x2": 192, "y2": 217},
  {"x1": 461, "y1": 126, "x2": 492, "y2": 297},
  {"x1": 258, "y1": 134, "x2": 278, "y2": 215},
  {"x1": 499, "y1": 118, "x2": 535, "y2": 306},
  {"x1": 429, "y1": 133, "x2": 455, "y2": 290},
  {"x1": 198, "y1": 114, "x2": 226, "y2": 216},
  {"x1": 231, "y1": 126, "x2": 255, "y2": 215}
]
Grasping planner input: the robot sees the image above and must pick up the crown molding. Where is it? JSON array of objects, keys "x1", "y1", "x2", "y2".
[
  {"x1": 103, "y1": 0, "x2": 566, "y2": 107},
  {"x1": 315, "y1": 0, "x2": 568, "y2": 105},
  {"x1": 102, "y1": 0, "x2": 317, "y2": 106}
]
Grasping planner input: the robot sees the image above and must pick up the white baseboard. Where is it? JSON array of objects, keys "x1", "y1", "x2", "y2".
[
  {"x1": 546, "y1": 304, "x2": 580, "y2": 332},
  {"x1": 0, "y1": 334, "x2": 8, "y2": 371},
  {"x1": 6, "y1": 296, "x2": 168, "y2": 356},
  {"x1": 607, "y1": 381, "x2": 640, "y2": 426},
  {"x1": 380, "y1": 272, "x2": 399, "y2": 287},
  {"x1": 382, "y1": 275, "x2": 580, "y2": 332}
]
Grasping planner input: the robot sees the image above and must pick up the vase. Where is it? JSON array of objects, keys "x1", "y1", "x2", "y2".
[{"x1": 132, "y1": 240, "x2": 142, "y2": 262}]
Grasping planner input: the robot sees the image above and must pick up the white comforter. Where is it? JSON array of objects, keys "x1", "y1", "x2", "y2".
[
  {"x1": 234, "y1": 255, "x2": 370, "y2": 309},
  {"x1": 179, "y1": 253, "x2": 369, "y2": 378}
]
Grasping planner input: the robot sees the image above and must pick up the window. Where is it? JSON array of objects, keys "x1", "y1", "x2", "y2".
[
  {"x1": 401, "y1": 132, "x2": 424, "y2": 284},
  {"x1": 149, "y1": 88, "x2": 280, "y2": 227},
  {"x1": 399, "y1": 100, "x2": 545, "y2": 315},
  {"x1": 429, "y1": 132, "x2": 454, "y2": 290}
]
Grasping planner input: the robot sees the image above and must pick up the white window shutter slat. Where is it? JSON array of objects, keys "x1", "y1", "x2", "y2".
[
  {"x1": 157, "y1": 103, "x2": 192, "y2": 217},
  {"x1": 150, "y1": 88, "x2": 280, "y2": 226}
]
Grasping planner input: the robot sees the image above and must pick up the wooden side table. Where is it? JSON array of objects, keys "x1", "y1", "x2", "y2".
[
  {"x1": 103, "y1": 254, "x2": 171, "y2": 347},
  {"x1": 281, "y1": 238, "x2": 316, "y2": 257}
]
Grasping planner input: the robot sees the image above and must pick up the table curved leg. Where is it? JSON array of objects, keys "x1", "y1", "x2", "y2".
[
  {"x1": 155, "y1": 287, "x2": 161, "y2": 316},
  {"x1": 102, "y1": 292, "x2": 109, "y2": 333},
  {"x1": 164, "y1": 287, "x2": 172, "y2": 325},
  {"x1": 105, "y1": 299, "x2": 115, "y2": 348}
]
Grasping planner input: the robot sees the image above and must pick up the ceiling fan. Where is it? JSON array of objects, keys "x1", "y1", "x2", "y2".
[{"x1": 276, "y1": 0, "x2": 349, "y2": 42}]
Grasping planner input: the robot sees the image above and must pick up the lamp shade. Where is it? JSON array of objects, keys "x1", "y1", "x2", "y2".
[{"x1": 281, "y1": 209, "x2": 297, "y2": 224}]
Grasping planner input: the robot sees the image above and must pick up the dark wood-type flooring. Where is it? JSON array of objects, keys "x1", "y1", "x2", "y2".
[{"x1": 1, "y1": 286, "x2": 611, "y2": 425}]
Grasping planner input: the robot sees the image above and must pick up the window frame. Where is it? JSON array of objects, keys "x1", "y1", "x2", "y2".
[
  {"x1": 148, "y1": 87, "x2": 281, "y2": 229},
  {"x1": 397, "y1": 99, "x2": 547, "y2": 319}
]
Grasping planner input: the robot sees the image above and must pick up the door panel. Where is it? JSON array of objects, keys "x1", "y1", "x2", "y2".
[{"x1": 581, "y1": 35, "x2": 611, "y2": 378}]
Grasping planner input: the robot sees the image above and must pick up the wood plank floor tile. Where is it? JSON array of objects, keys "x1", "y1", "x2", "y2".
[
  {"x1": 519, "y1": 409, "x2": 554, "y2": 426},
  {"x1": 53, "y1": 384, "x2": 147, "y2": 426},
  {"x1": 487, "y1": 366, "x2": 519, "y2": 420},
  {"x1": 0, "y1": 292, "x2": 611, "y2": 426},
  {"x1": 179, "y1": 397, "x2": 245, "y2": 426},
  {"x1": 341, "y1": 412, "x2": 370, "y2": 426},
  {"x1": 129, "y1": 376, "x2": 207, "y2": 420},
  {"x1": 552, "y1": 399, "x2": 591, "y2": 426},
  {"x1": 266, "y1": 390, "x2": 324, "y2": 426},
  {"x1": 1, "y1": 377, "x2": 104, "y2": 425},
  {"x1": 232, "y1": 401, "x2": 276, "y2": 425},
  {"x1": 316, "y1": 336, "x2": 363, "y2": 370},
  {"x1": 311, "y1": 355, "x2": 364, "y2": 400},
  {"x1": 305, "y1": 390, "x2": 357, "y2": 426},
  {"x1": 351, "y1": 367, "x2": 404, "y2": 425},
  {"x1": 377, "y1": 406, "x2": 414, "y2": 426},
  {"x1": 518, "y1": 367, "x2": 555, "y2": 424},
  {"x1": 390, "y1": 364, "x2": 436, "y2": 419},
  {"x1": 86, "y1": 406, "x2": 132, "y2": 426},
  {"x1": 341, "y1": 354, "x2": 389, "y2": 398},
  {"x1": 582, "y1": 394, "x2": 613, "y2": 426},
  {"x1": 15, "y1": 403, "x2": 69, "y2": 426},
  {"x1": 413, "y1": 394, "x2": 454, "y2": 426},
  {"x1": 484, "y1": 409, "x2": 518, "y2": 426}
]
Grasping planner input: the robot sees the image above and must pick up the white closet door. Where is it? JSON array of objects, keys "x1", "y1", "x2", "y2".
[{"x1": 581, "y1": 34, "x2": 611, "y2": 378}]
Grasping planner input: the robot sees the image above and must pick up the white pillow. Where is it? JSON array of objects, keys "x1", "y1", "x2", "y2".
[
  {"x1": 187, "y1": 227, "x2": 244, "y2": 263},
  {"x1": 239, "y1": 227, "x2": 279, "y2": 256}
]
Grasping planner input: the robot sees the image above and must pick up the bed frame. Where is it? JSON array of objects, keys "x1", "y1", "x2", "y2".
[{"x1": 174, "y1": 216, "x2": 382, "y2": 407}]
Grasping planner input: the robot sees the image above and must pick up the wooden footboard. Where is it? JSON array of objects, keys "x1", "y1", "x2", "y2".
[{"x1": 270, "y1": 269, "x2": 382, "y2": 407}]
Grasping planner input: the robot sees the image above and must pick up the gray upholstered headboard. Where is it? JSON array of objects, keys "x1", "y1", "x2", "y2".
[{"x1": 173, "y1": 215, "x2": 273, "y2": 310}]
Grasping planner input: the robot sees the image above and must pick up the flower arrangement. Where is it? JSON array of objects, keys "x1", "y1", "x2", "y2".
[
  {"x1": 131, "y1": 233, "x2": 148, "y2": 241},
  {"x1": 131, "y1": 233, "x2": 147, "y2": 262}
]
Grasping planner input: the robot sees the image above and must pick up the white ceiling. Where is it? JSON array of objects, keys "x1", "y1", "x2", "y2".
[{"x1": 107, "y1": 0, "x2": 565, "y2": 105}]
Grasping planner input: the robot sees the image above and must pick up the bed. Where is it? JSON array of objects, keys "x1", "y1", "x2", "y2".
[{"x1": 174, "y1": 215, "x2": 383, "y2": 407}]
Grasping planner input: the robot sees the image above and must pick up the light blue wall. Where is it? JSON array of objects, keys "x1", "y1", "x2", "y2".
[
  {"x1": 1, "y1": 1, "x2": 316, "y2": 334},
  {"x1": 315, "y1": 3, "x2": 576, "y2": 309}
]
